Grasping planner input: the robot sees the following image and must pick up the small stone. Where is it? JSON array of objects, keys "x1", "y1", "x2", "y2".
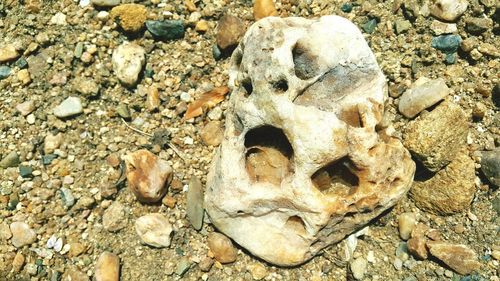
[
  {"x1": 124, "y1": 150, "x2": 173, "y2": 203},
  {"x1": 112, "y1": 42, "x2": 146, "y2": 87},
  {"x1": 162, "y1": 195, "x2": 176, "y2": 208},
  {"x1": 403, "y1": 101, "x2": 468, "y2": 172},
  {"x1": 362, "y1": 19, "x2": 377, "y2": 34},
  {"x1": 115, "y1": 104, "x2": 131, "y2": 120},
  {"x1": 135, "y1": 213, "x2": 173, "y2": 248},
  {"x1": 0, "y1": 65, "x2": 11, "y2": 80},
  {"x1": 186, "y1": 176, "x2": 204, "y2": 230},
  {"x1": 44, "y1": 133, "x2": 63, "y2": 154},
  {"x1": 16, "y1": 100, "x2": 35, "y2": 116},
  {"x1": 207, "y1": 232, "x2": 237, "y2": 264},
  {"x1": 481, "y1": 149, "x2": 500, "y2": 187},
  {"x1": 175, "y1": 257, "x2": 191, "y2": 276},
  {"x1": 50, "y1": 12, "x2": 67, "y2": 25},
  {"x1": 465, "y1": 17, "x2": 492, "y2": 35},
  {"x1": 427, "y1": 242, "x2": 480, "y2": 275},
  {"x1": 53, "y1": 97, "x2": 83, "y2": 118},
  {"x1": 0, "y1": 151, "x2": 20, "y2": 168},
  {"x1": 106, "y1": 154, "x2": 121, "y2": 168},
  {"x1": 17, "y1": 69, "x2": 31, "y2": 85},
  {"x1": 398, "y1": 212, "x2": 417, "y2": 240},
  {"x1": 10, "y1": 222, "x2": 37, "y2": 248},
  {"x1": 74, "y1": 78, "x2": 100, "y2": 97},
  {"x1": 472, "y1": 102, "x2": 487, "y2": 119},
  {"x1": 198, "y1": 257, "x2": 214, "y2": 272},
  {"x1": 185, "y1": 0, "x2": 196, "y2": 12},
  {"x1": 398, "y1": 77, "x2": 450, "y2": 118},
  {"x1": 94, "y1": 252, "x2": 120, "y2": 281},
  {"x1": 110, "y1": 4, "x2": 147, "y2": 33},
  {"x1": 195, "y1": 20, "x2": 209, "y2": 33},
  {"x1": 407, "y1": 236, "x2": 428, "y2": 259},
  {"x1": 42, "y1": 154, "x2": 58, "y2": 165},
  {"x1": 478, "y1": 43, "x2": 499, "y2": 57},
  {"x1": 97, "y1": 11, "x2": 109, "y2": 21},
  {"x1": 212, "y1": 44, "x2": 222, "y2": 60},
  {"x1": 430, "y1": 0, "x2": 468, "y2": 22},
  {"x1": 12, "y1": 252, "x2": 25, "y2": 272},
  {"x1": 393, "y1": 258, "x2": 403, "y2": 270},
  {"x1": 350, "y1": 257, "x2": 367, "y2": 280},
  {"x1": 396, "y1": 242, "x2": 410, "y2": 261},
  {"x1": 394, "y1": 20, "x2": 412, "y2": 34},
  {"x1": 247, "y1": 262, "x2": 268, "y2": 280},
  {"x1": 146, "y1": 86, "x2": 161, "y2": 112},
  {"x1": 341, "y1": 3, "x2": 353, "y2": 13},
  {"x1": 0, "y1": 44, "x2": 20, "y2": 62},
  {"x1": 410, "y1": 152, "x2": 476, "y2": 215},
  {"x1": 145, "y1": 20, "x2": 185, "y2": 41},
  {"x1": 19, "y1": 166, "x2": 33, "y2": 178},
  {"x1": 91, "y1": 0, "x2": 120, "y2": 7},
  {"x1": 216, "y1": 15, "x2": 245, "y2": 54},
  {"x1": 253, "y1": 0, "x2": 278, "y2": 20},
  {"x1": 26, "y1": 114, "x2": 35, "y2": 124},
  {"x1": 0, "y1": 223, "x2": 12, "y2": 240},
  {"x1": 60, "y1": 187, "x2": 75, "y2": 208},
  {"x1": 430, "y1": 20, "x2": 457, "y2": 35},
  {"x1": 200, "y1": 121, "x2": 223, "y2": 146},
  {"x1": 62, "y1": 268, "x2": 89, "y2": 281},
  {"x1": 68, "y1": 242, "x2": 86, "y2": 257},
  {"x1": 432, "y1": 34, "x2": 461, "y2": 54},
  {"x1": 102, "y1": 202, "x2": 127, "y2": 232}
]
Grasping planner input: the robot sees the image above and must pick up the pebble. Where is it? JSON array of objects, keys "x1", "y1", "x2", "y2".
[
  {"x1": 0, "y1": 65, "x2": 11, "y2": 80},
  {"x1": 26, "y1": 114, "x2": 36, "y2": 124},
  {"x1": 94, "y1": 252, "x2": 120, "y2": 281},
  {"x1": 135, "y1": 213, "x2": 173, "y2": 248},
  {"x1": 124, "y1": 150, "x2": 173, "y2": 203},
  {"x1": 200, "y1": 121, "x2": 224, "y2": 146},
  {"x1": 199, "y1": 257, "x2": 214, "y2": 272},
  {"x1": 91, "y1": 0, "x2": 120, "y2": 7},
  {"x1": 431, "y1": 34, "x2": 461, "y2": 54},
  {"x1": 465, "y1": 17, "x2": 492, "y2": 35},
  {"x1": 393, "y1": 258, "x2": 403, "y2": 270},
  {"x1": 247, "y1": 262, "x2": 268, "y2": 280},
  {"x1": 253, "y1": 0, "x2": 278, "y2": 20},
  {"x1": 12, "y1": 252, "x2": 25, "y2": 272},
  {"x1": 427, "y1": 241, "x2": 481, "y2": 275},
  {"x1": 207, "y1": 232, "x2": 238, "y2": 264},
  {"x1": 44, "y1": 133, "x2": 63, "y2": 154},
  {"x1": 0, "y1": 44, "x2": 19, "y2": 62},
  {"x1": 350, "y1": 257, "x2": 367, "y2": 280},
  {"x1": 186, "y1": 176, "x2": 204, "y2": 230},
  {"x1": 216, "y1": 15, "x2": 245, "y2": 53},
  {"x1": 53, "y1": 97, "x2": 83, "y2": 118},
  {"x1": 407, "y1": 236, "x2": 428, "y2": 259},
  {"x1": 195, "y1": 20, "x2": 209, "y2": 33},
  {"x1": 146, "y1": 86, "x2": 161, "y2": 112},
  {"x1": 16, "y1": 100, "x2": 35, "y2": 116},
  {"x1": 74, "y1": 78, "x2": 100, "y2": 97},
  {"x1": 396, "y1": 242, "x2": 410, "y2": 261},
  {"x1": 398, "y1": 77, "x2": 450, "y2": 118},
  {"x1": 17, "y1": 69, "x2": 31, "y2": 85},
  {"x1": 110, "y1": 4, "x2": 147, "y2": 33},
  {"x1": 19, "y1": 166, "x2": 33, "y2": 178},
  {"x1": 362, "y1": 19, "x2": 377, "y2": 34},
  {"x1": 60, "y1": 187, "x2": 75, "y2": 207},
  {"x1": 0, "y1": 223, "x2": 12, "y2": 240},
  {"x1": 10, "y1": 222, "x2": 37, "y2": 248},
  {"x1": 50, "y1": 12, "x2": 67, "y2": 25},
  {"x1": 430, "y1": 0, "x2": 468, "y2": 22},
  {"x1": 115, "y1": 104, "x2": 131, "y2": 120},
  {"x1": 394, "y1": 20, "x2": 412, "y2": 34},
  {"x1": 399, "y1": 212, "x2": 417, "y2": 240},
  {"x1": 112, "y1": 42, "x2": 146, "y2": 87},
  {"x1": 97, "y1": 11, "x2": 109, "y2": 21},
  {"x1": 175, "y1": 257, "x2": 191, "y2": 276},
  {"x1": 430, "y1": 20, "x2": 457, "y2": 35},
  {"x1": 102, "y1": 202, "x2": 127, "y2": 232},
  {"x1": 1, "y1": 151, "x2": 20, "y2": 168},
  {"x1": 341, "y1": 2, "x2": 353, "y2": 13},
  {"x1": 480, "y1": 149, "x2": 500, "y2": 187},
  {"x1": 145, "y1": 20, "x2": 185, "y2": 41}
]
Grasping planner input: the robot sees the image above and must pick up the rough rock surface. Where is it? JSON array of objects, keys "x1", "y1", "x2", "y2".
[
  {"x1": 112, "y1": 42, "x2": 146, "y2": 87},
  {"x1": 427, "y1": 241, "x2": 481, "y2": 275},
  {"x1": 398, "y1": 77, "x2": 450, "y2": 118},
  {"x1": 205, "y1": 15, "x2": 415, "y2": 266},
  {"x1": 410, "y1": 151, "x2": 476, "y2": 215},
  {"x1": 481, "y1": 149, "x2": 500, "y2": 187},
  {"x1": 124, "y1": 150, "x2": 173, "y2": 203},
  {"x1": 430, "y1": 0, "x2": 468, "y2": 22},
  {"x1": 403, "y1": 101, "x2": 468, "y2": 172},
  {"x1": 135, "y1": 213, "x2": 173, "y2": 248}
]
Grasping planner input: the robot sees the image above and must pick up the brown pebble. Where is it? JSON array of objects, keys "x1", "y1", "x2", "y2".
[
  {"x1": 106, "y1": 154, "x2": 121, "y2": 168},
  {"x1": 253, "y1": 0, "x2": 278, "y2": 20},
  {"x1": 195, "y1": 20, "x2": 209, "y2": 33},
  {"x1": 472, "y1": 102, "x2": 487, "y2": 119},
  {"x1": 94, "y1": 252, "x2": 120, "y2": 281},
  {"x1": 200, "y1": 121, "x2": 224, "y2": 146},
  {"x1": 170, "y1": 178, "x2": 183, "y2": 193},
  {"x1": 162, "y1": 195, "x2": 176, "y2": 208},
  {"x1": 68, "y1": 242, "x2": 86, "y2": 258},
  {"x1": 207, "y1": 232, "x2": 238, "y2": 264},
  {"x1": 198, "y1": 256, "x2": 214, "y2": 272},
  {"x1": 12, "y1": 252, "x2": 25, "y2": 272},
  {"x1": 110, "y1": 4, "x2": 147, "y2": 33},
  {"x1": 425, "y1": 229, "x2": 442, "y2": 241},
  {"x1": 427, "y1": 241, "x2": 481, "y2": 275},
  {"x1": 216, "y1": 15, "x2": 245, "y2": 53},
  {"x1": 185, "y1": 0, "x2": 197, "y2": 12},
  {"x1": 146, "y1": 86, "x2": 161, "y2": 112},
  {"x1": 407, "y1": 236, "x2": 428, "y2": 260}
]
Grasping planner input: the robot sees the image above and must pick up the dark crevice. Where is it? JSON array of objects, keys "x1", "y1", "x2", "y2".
[{"x1": 312, "y1": 157, "x2": 359, "y2": 196}]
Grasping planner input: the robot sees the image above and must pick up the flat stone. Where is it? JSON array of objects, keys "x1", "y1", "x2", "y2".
[
  {"x1": 403, "y1": 101, "x2": 468, "y2": 172},
  {"x1": 362, "y1": 18, "x2": 377, "y2": 34},
  {"x1": 398, "y1": 212, "x2": 417, "y2": 240},
  {"x1": 410, "y1": 152, "x2": 476, "y2": 215},
  {"x1": 481, "y1": 149, "x2": 500, "y2": 187},
  {"x1": 53, "y1": 97, "x2": 83, "y2": 118},
  {"x1": 60, "y1": 187, "x2": 75, "y2": 208},
  {"x1": 44, "y1": 133, "x2": 63, "y2": 154},
  {"x1": 10, "y1": 222, "x2": 37, "y2": 248},
  {"x1": 50, "y1": 12, "x2": 67, "y2": 25},
  {"x1": 427, "y1": 241, "x2": 480, "y2": 275},
  {"x1": 0, "y1": 65, "x2": 11, "y2": 80},
  {"x1": 207, "y1": 232, "x2": 238, "y2": 264},
  {"x1": 432, "y1": 34, "x2": 461, "y2": 54},
  {"x1": 16, "y1": 100, "x2": 35, "y2": 116},
  {"x1": 175, "y1": 257, "x2": 191, "y2": 276},
  {"x1": 200, "y1": 121, "x2": 224, "y2": 146},
  {"x1": 398, "y1": 77, "x2": 450, "y2": 118},
  {"x1": 135, "y1": 213, "x2": 173, "y2": 248},
  {"x1": 247, "y1": 262, "x2": 268, "y2": 280},
  {"x1": 146, "y1": 20, "x2": 185, "y2": 41},
  {"x1": 394, "y1": 20, "x2": 412, "y2": 34},
  {"x1": 407, "y1": 236, "x2": 428, "y2": 259},
  {"x1": 91, "y1": 0, "x2": 120, "y2": 7},
  {"x1": 112, "y1": 42, "x2": 146, "y2": 87},
  {"x1": 186, "y1": 176, "x2": 204, "y2": 230},
  {"x1": 19, "y1": 166, "x2": 33, "y2": 178},
  {"x1": 0, "y1": 44, "x2": 19, "y2": 62},
  {"x1": 146, "y1": 86, "x2": 160, "y2": 112},
  {"x1": 102, "y1": 202, "x2": 127, "y2": 232},
  {"x1": 430, "y1": 0, "x2": 468, "y2": 22},
  {"x1": 115, "y1": 104, "x2": 131, "y2": 119},
  {"x1": 430, "y1": 20, "x2": 457, "y2": 35},
  {"x1": 216, "y1": 15, "x2": 245, "y2": 53},
  {"x1": 0, "y1": 223, "x2": 12, "y2": 240},
  {"x1": 124, "y1": 150, "x2": 173, "y2": 203},
  {"x1": 0, "y1": 151, "x2": 20, "y2": 168},
  {"x1": 94, "y1": 252, "x2": 120, "y2": 281}
]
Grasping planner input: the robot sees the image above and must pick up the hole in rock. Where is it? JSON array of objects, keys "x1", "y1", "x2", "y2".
[
  {"x1": 292, "y1": 41, "x2": 320, "y2": 80},
  {"x1": 413, "y1": 158, "x2": 436, "y2": 182},
  {"x1": 272, "y1": 79, "x2": 289, "y2": 93},
  {"x1": 285, "y1": 215, "x2": 307, "y2": 235},
  {"x1": 312, "y1": 157, "x2": 359, "y2": 196},
  {"x1": 339, "y1": 106, "x2": 363, "y2": 128},
  {"x1": 245, "y1": 126, "x2": 293, "y2": 185},
  {"x1": 242, "y1": 78, "x2": 253, "y2": 96}
]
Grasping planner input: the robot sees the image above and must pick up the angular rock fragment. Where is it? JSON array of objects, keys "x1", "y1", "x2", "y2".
[
  {"x1": 430, "y1": 0, "x2": 468, "y2": 22},
  {"x1": 205, "y1": 15, "x2": 415, "y2": 266},
  {"x1": 480, "y1": 149, "x2": 500, "y2": 187},
  {"x1": 253, "y1": 0, "x2": 278, "y2": 20},
  {"x1": 427, "y1": 241, "x2": 481, "y2": 275},
  {"x1": 216, "y1": 15, "x2": 245, "y2": 54},
  {"x1": 135, "y1": 213, "x2": 173, "y2": 248},
  {"x1": 112, "y1": 43, "x2": 146, "y2": 87},
  {"x1": 102, "y1": 202, "x2": 127, "y2": 232},
  {"x1": 10, "y1": 222, "x2": 37, "y2": 248},
  {"x1": 398, "y1": 77, "x2": 450, "y2": 118},
  {"x1": 186, "y1": 176, "x2": 204, "y2": 231}
]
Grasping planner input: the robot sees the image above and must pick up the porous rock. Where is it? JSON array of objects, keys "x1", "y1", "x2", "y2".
[
  {"x1": 112, "y1": 42, "x2": 146, "y2": 87},
  {"x1": 427, "y1": 241, "x2": 481, "y2": 275},
  {"x1": 204, "y1": 15, "x2": 415, "y2": 266}
]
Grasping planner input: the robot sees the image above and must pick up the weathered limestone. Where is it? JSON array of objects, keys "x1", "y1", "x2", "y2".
[{"x1": 204, "y1": 15, "x2": 415, "y2": 266}]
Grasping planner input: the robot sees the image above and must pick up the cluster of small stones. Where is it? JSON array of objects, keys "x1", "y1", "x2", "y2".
[{"x1": 0, "y1": 0, "x2": 498, "y2": 280}]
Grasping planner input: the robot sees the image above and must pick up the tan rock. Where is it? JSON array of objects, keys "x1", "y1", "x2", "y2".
[
  {"x1": 10, "y1": 222, "x2": 37, "y2": 248},
  {"x1": 216, "y1": 15, "x2": 245, "y2": 52},
  {"x1": 124, "y1": 150, "x2": 172, "y2": 203},
  {"x1": 403, "y1": 101, "x2": 468, "y2": 172},
  {"x1": 112, "y1": 42, "x2": 146, "y2": 87},
  {"x1": 195, "y1": 20, "x2": 209, "y2": 33},
  {"x1": 253, "y1": 0, "x2": 278, "y2": 20},
  {"x1": 44, "y1": 133, "x2": 63, "y2": 154},
  {"x1": 200, "y1": 121, "x2": 223, "y2": 146},
  {"x1": 398, "y1": 77, "x2": 450, "y2": 118},
  {"x1": 430, "y1": 0, "x2": 468, "y2": 22},
  {"x1": 247, "y1": 262, "x2": 268, "y2": 280},
  {"x1": 68, "y1": 242, "x2": 86, "y2": 257},
  {"x1": 162, "y1": 195, "x2": 176, "y2": 208},
  {"x1": 207, "y1": 232, "x2": 238, "y2": 264},
  {"x1": 12, "y1": 252, "x2": 25, "y2": 272},
  {"x1": 62, "y1": 268, "x2": 89, "y2": 281},
  {"x1": 110, "y1": 4, "x2": 147, "y2": 33},
  {"x1": 135, "y1": 213, "x2": 173, "y2": 248},
  {"x1": 16, "y1": 100, "x2": 35, "y2": 117},
  {"x1": 430, "y1": 20, "x2": 457, "y2": 35},
  {"x1": 102, "y1": 202, "x2": 127, "y2": 232},
  {"x1": 427, "y1": 241, "x2": 481, "y2": 275},
  {"x1": 410, "y1": 151, "x2": 476, "y2": 215},
  {"x1": 398, "y1": 212, "x2": 417, "y2": 240},
  {"x1": 407, "y1": 236, "x2": 428, "y2": 259},
  {"x1": 198, "y1": 256, "x2": 214, "y2": 272},
  {"x1": 0, "y1": 44, "x2": 19, "y2": 62},
  {"x1": 146, "y1": 86, "x2": 160, "y2": 112},
  {"x1": 95, "y1": 252, "x2": 120, "y2": 281},
  {"x1": 17, "y1": 69, "x2": 31, "y2": 85}
]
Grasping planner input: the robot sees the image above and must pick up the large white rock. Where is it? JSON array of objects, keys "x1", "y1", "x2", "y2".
[
  {"x1": 204, "y1": 15, "x2": 415, "y2": 266},
  {"x1": 112, "y1": 42, "x2": 145, "y2": 87}
]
